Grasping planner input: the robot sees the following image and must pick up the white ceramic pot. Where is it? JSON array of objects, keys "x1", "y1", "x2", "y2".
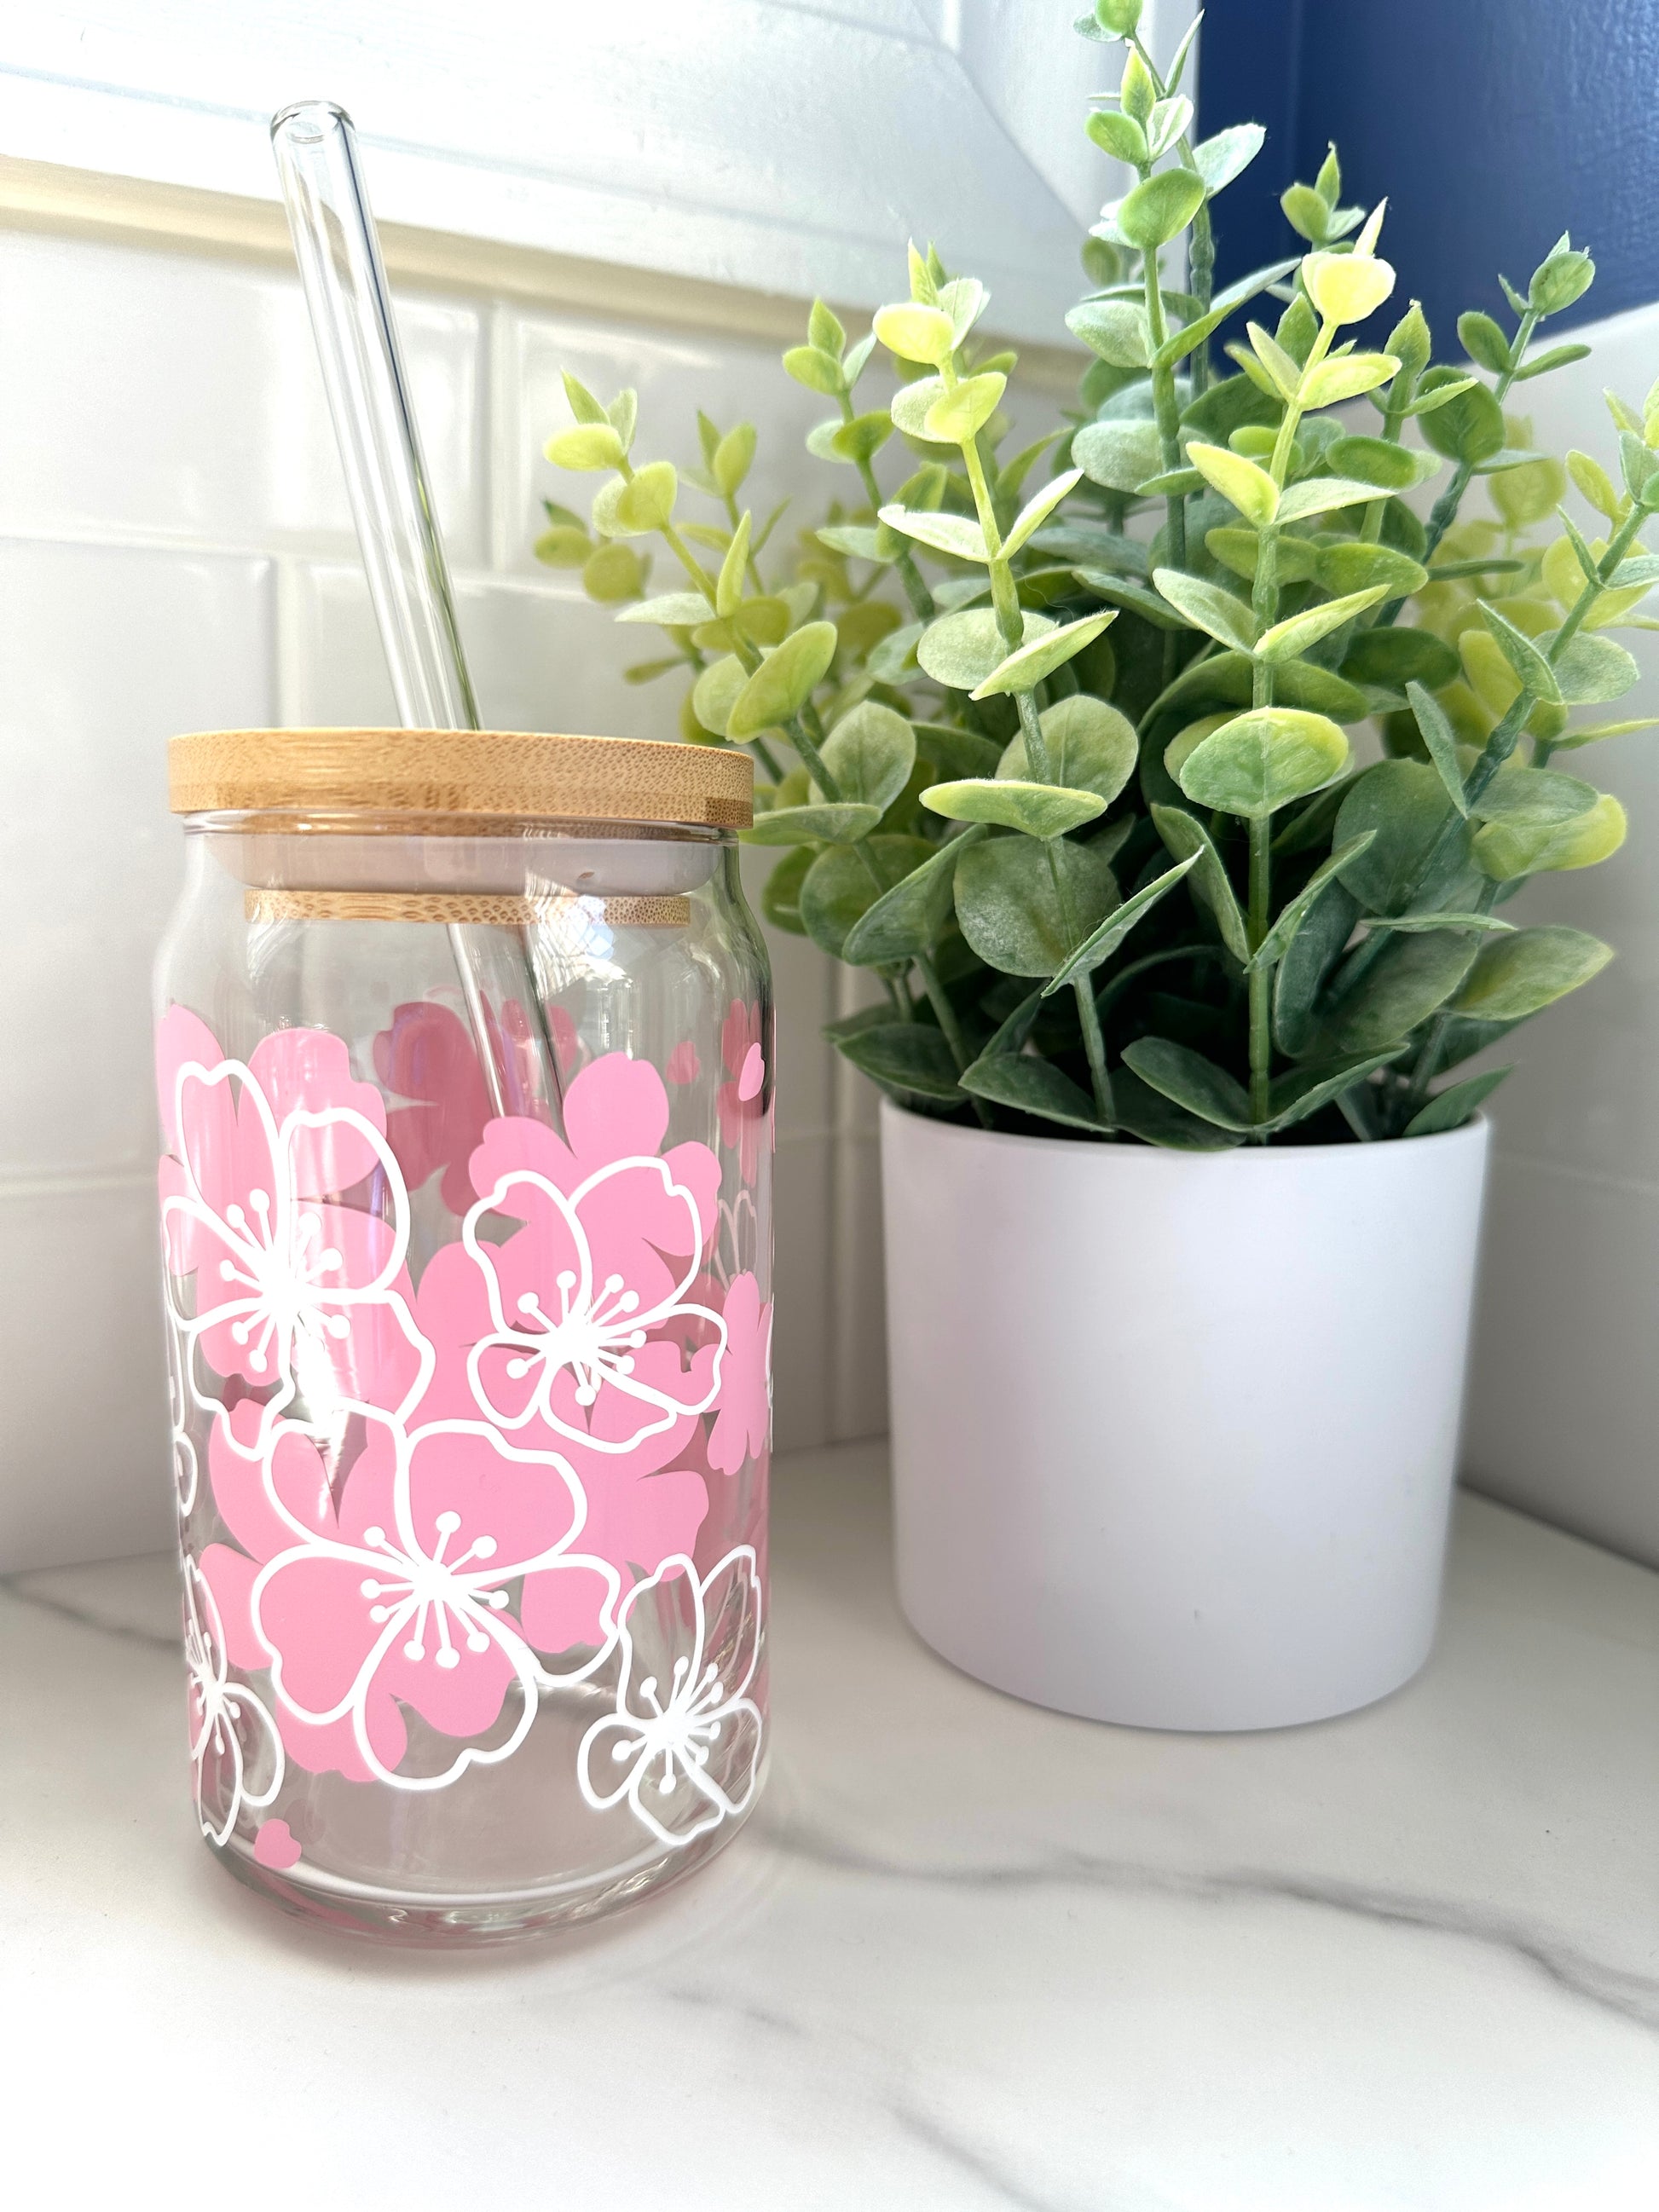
[{"x1": 880, "y1": 1100, "x2": 1491, "y2": 1731}]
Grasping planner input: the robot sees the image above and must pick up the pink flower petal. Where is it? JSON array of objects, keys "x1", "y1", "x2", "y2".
[
  {"x1": 737, "y1": 1042, "x2": 766, "y2": 1102},
  {"x1": 252, "y1": 1818, "x2": 302, "y2": 1869},
  {"x1": 374, "y1": 1000, "x2": 491, "y2": 1216},
  {"x1": 665, "y1": 1040, "x2": 701, "y2": 1085}
]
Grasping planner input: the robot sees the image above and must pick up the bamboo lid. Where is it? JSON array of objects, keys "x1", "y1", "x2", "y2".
[{"x1": 168, "y1": 728, "x2": 752, "y2": 829}]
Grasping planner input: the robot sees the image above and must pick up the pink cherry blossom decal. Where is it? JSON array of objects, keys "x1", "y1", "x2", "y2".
[
  {"x1": 707, "y1": 1273, "x2": 772, "y2": 1477},
  {"x1": 252, "y1": 1819, "x2": 303, "y2": 1870},
  {"x1": 460, "y1": 1055, "x2": 725, "y2": 1456}
]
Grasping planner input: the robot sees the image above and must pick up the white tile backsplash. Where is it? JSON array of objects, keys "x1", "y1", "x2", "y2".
[
  {"x1": 0, "y1": 1181, "x2": 172, "y2": 1570},
  {"x1": 0, "y1": 228, "x2": 485, "y2": 562},
  {"x1": 0, "y1": 222, "x2": 882, "y2": 1568},
  {"x1": 0, "y1": 538, "x2": 274, "y2": 1181}
]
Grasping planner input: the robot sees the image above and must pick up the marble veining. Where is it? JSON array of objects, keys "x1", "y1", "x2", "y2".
[{"x1": 3, "y1": 1441, "x2": 1656, "y2": 2210}]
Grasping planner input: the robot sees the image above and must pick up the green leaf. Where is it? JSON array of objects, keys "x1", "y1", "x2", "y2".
[
  {"x1": 592, "y1": 460, "x2": 678, "y2": 536},
  {"x1": 544, "y1": 422, "x2": 625, "y2": 471},
  {"x1": 1315, "y1": 541, "x2": 1429, "y2": 598},
  {"x1": 617, "y1": 590, "x2": 710, "y2": 627},
  {"x1": 1185, "y1": 441, "x2": 1278, "y2": 525},
  {"x1": 1315, "y1": 932, "x2": 1480, "y2": 1054},
  {"x1": 1264, "y1": 1048, "x2": 1405, "y2": 1132},
  {"x1": 1192, "y1": 124, "x2": 1266, "y2": 193},
  {"x1": 533, "y1": 523, "x2": 592, "y2": 567},
  {"x1": 1417, "y1": 367, "x2": 1506, "y2": 465},
  {"x1": 1246, "y1": 834, "x2": 1377, "y2": 973},
  {"x1": 971, "y1": 611, "x2": 1116, "y2": 699},
  {"x1": 832, "y1": 412, "x2": 894, "y2": 465},
  {"x1": 873, "y1": 303, "x2": 957, "y2": 367},
  {"x1": 841, "y1": 826, "x2": 986, "y2": 965},
  {"x1": 1405, "y1": 680, "x2": 1469, "y2": 815},
  {"x1": 1151, "y1": 802, "x2": 1250, "y2": 962},
  {"x1": 918, "y1": 608, "x2": 1054, "y2": 690},
  {"x1": 876, "y1": 504, "x2": 989, "y2": 563},
  {"x1": 1408, "y1": 373, "x2": 1480, "y2": 418},
  {"x1": 1481, "y1": 604, "x2": 1561, "y2": 702},
  {"x1": 924, "y1": 373, "x2": 1007, "y2": 443},
  {"x1": 1334, "y1": 759, "x2": 1471, "y2": 915},
  {"x1": 816, "y1": 524, "x2": 886, "y2": 563},
  {"x1": 937, "y1": 276, "x2": 987, "y2": 345},
  {"x1": 1042, "y1": 854, "x2": 1199, "y2": 993},
  {"x1": 1471, "y1": 766, "x2": 1598, "y2": 828},
  {"x1": 691, "y1": 654, "x2": 748, "y2": 737},
  {"x1": 816, "y1": 701, "x2": 916, "y2": 814},
  {"x1": 924, "y1": 777, "x2": 1104, "y2": 837},
  {"x1": 1085, "y1": 107, "x2": 1149, "y2": 165},
  {"x1": 1529, "y1": 241, "x2": 1594, "y2": 316},
  {"x1": 1111, "y1": 1068, "x2": 1243, "y2": 1150},
  {"x1": 1454, "y1": 925, "x2": 1613, "y2": 1019},
  {"x1": 955, "y1": 834, "x2": 1119, "y2": 977},
  {"x1": 710, "y1": 423, "x2": 756, "y2": 496},
  {"x1": 1153, "y1": 646, "x2": 1372, "y2": 725},
  {"x1": 1257, "y1": 586, "x2": 1388, "y2": 662},
  {"x1": 582, "y1": 542, "x2": 646, "y2": 601},
  {"x1": 1151, "y1": 567, "x2": 1258, "y2": 650},
  {"x1": 1003, "y1": 468, "x2": 1084, "y2": 559},
  {"x1": 1457, "y1": 311, "x2": 1512, "y2": 375},
  {"x1": 1326, "y1": 435, "x2": 1441, "y2": 492},
  {"x1": 1567, "y1": 449, "x2": 1621, "y2": 520},
  {"x1": 1176, "y1": 707, "x2": 1350, "y2": 820},
  {"x1": 1552, "y1": 715, "x2": 1659, "y2": 748},
  {"x1": 1275, "y1": 476, "x2": 1390, "y2": 523},
  {"x1": 800, "y1": 833, "x2": 934, "y2": 959},
  {"x1": 1364, "y1": 912, "x2": 1515, "y2": 933},
  {"x1": 1072, "y1": 417, "x2": 1165, "y2": 494},
  {"x1": 836, "y1": 1022, "x2": 963, "y2": 1101},
  {"x1": 726, "y1": 621, "x2": 839, "y2": 737},
  {"x1": 1274, "y1": 879, "x2": 1359, "y2": 1054},
  {"x1": 1066, "y1": 299, "x2": 1151, "y2": 368},
  {"x1": 1298, "y1": 353, "x2": 1401, "y2": 407},
  {"x1": 1402, "y1": 1066, "x2": 1512, "y2": 1136},
  {"x1": 999, "y1": 694, "x2": 1138, "y2": 808},
  {"x1": 913, "y1": 722, "x2": 1003, "y2": 778},
  {"x1": 1514, "y1": 342, "x2": 1593, "y2": 383},
  {"x1": 1119, "y1": 168, "x2": 1206, "y2": 252},
  {"x1": 1344, "y1": 627, "x2": 1460, "y2": 692},
  {"x1": 1120, "y1": 1039, "x2": 1251, "y2": 1131},
  {"x1": 1472, "y1": 793, "x2": 1627, "y2": 880},
  {"x1": 744, "y1": 801, "x2": 881, "y2": 846},
  {"x1": 1073, "y1": 569, "x2": 1190, "y2": 628},
  {"x1": 758, "y1": 845, "x2": 812, "y2": 934},
  {"x1": 783, "y1": 344, "x2": 845, "y2": 395},
  {"x1": 1549, "y1": 630, "x2": 1640, "y2": 704},
  {"x1": 715, "y1": 511, "x2": 751, "y2": 617},
  {"x1": 957, "y1": 1052, "x2": 1107, "y2": 1132}
]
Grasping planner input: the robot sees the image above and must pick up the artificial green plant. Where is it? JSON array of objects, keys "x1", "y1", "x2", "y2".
[{"x1": 535, "y1": 0, "x2": 1650, "y2": 1148}]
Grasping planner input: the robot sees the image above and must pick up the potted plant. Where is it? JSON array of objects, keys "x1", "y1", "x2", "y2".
[{"x1": 535, "y1": 0, "x2": 1650, "y2": 1728}]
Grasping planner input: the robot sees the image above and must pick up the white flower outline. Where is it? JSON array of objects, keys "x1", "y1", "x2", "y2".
[
  {"x1": 250, "y1": 1412, "x2": 622, "y2": 1794},
  {"x1": 184, "y1": 1557, "x2": 283, "y2": 1847},
  {"x1": 577, "y1": 1545, "x2": 764, "y2": 1849},
  {"x1": 160, "y1": 1056, "x2": 433, "y2": 1455},
  {"x1": 461, "y1": 1156, "x2": 726, "y2": 1457}
]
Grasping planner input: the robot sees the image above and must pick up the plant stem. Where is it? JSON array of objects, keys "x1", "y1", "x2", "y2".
[
  {"x1": 835, "y1": 390, "x2": 936, "y2": 621},
  {"x1": 1247, "y1": 814, "x2": 1272, "y2": 1135},
  {"x1": 1075, "y1": 976, "x2": 1115, "y2": 1126},
  {"x1": 1141, "y1": 247, "x2": 1186, "y2": 568},
  {"x1": 915, "y1": 952, "x2": 993, "y2": 1127}
]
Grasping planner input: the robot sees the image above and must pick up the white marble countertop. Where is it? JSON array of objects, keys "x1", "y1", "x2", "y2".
[{"x1": 3, "y1": 1443, "x2": 1656, "y2": 2209}]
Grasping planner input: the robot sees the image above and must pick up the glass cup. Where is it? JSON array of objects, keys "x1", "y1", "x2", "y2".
[{"x1": 154, "y1": 729, "x2": 772, "y2": 1943}]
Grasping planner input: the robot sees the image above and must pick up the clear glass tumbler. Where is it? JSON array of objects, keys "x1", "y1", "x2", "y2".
[{"x1": 153, "y1": 729, "x2": 772, "y2": 1943}]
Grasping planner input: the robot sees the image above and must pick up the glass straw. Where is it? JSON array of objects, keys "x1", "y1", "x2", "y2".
[{"x1": 270, "y1": 99, "x2": 561, "y2": 1127}]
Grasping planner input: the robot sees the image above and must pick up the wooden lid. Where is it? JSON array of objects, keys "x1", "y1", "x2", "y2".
[{"x1": 168, "y1": 728, "x2": 752, "y2": 829}]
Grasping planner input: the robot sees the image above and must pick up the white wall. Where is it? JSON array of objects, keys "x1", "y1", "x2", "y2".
[
  {"x1": 0, "y1": 0, "x2": 1193, "y2": 340},
  {"x1": 0, "y1": 218, "x2": 888, "y2": 1569}
]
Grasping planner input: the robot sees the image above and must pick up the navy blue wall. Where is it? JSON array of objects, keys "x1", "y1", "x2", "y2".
[{"x1": 1197, "y1": 0, "x2": 1659, "y2": 354}]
